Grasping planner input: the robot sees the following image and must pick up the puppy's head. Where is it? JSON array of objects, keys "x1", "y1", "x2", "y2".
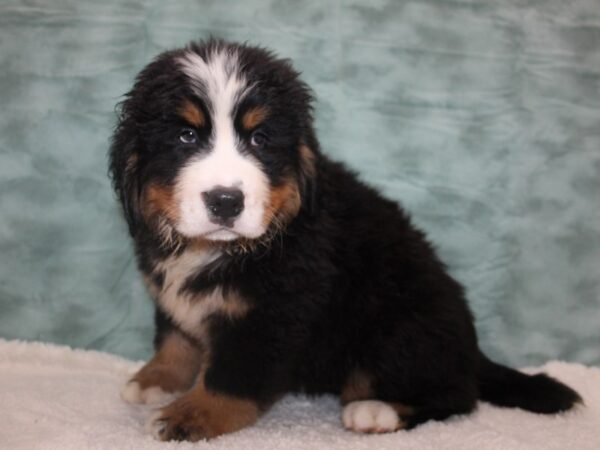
[{"x1": 110, "y1": 39, "x2": 317, "y2": 247}]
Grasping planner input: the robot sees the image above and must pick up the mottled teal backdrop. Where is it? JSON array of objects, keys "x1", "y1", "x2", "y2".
[{"x1": 1, "y1": 0, "x2": 599, "y2": 366}]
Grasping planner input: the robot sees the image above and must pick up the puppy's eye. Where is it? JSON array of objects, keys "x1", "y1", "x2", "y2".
[
  {"x1": 250, "y1": 131, "x2": 267, "y2": 148},
  {"x1": 179, "y1": 128, "x2": 198, "y2": 144}
]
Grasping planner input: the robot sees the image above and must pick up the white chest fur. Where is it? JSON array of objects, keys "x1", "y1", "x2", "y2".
[{"x1": 152, "y1": 248, "x2": 248, "y2": 338}]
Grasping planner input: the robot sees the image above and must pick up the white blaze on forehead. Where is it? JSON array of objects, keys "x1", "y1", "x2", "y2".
[
  {"x1": 178, "y1": 49, "x2": 249, "y2": 144},
  {"x1": 174, "y1": 49, "x2": 269, "y2": 240}
]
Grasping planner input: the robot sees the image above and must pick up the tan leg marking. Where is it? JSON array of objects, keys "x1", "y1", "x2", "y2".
[
  {"x1": 121, "y1": 332, "x2": 203, "y2": 405},
  {"x1": 147, "y1": 378, "x2": 259, "y2": 441},
  {"x1": 390, "y1": 402, "x2": 415, "y2": 417},
  {"x1": 340, "y1": 369, "x2": 414, "y2": 433},
  {"x1": 341, "y1": 369, "x2": 374, "y2": 404}
]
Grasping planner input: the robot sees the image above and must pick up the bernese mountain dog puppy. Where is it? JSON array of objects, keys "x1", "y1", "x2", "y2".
[{"x1": 109, "y1": 39, "x2": 581, "y2": 441}]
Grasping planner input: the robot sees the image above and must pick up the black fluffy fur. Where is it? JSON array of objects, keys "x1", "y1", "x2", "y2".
[{"x1": 109, "y1": 39, "x2": 581, "y2": 432}]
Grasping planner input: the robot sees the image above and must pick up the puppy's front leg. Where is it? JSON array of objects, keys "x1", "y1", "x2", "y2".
[
  {"x1": 147, "y1": 376, "x2": 260, "y2": 441},
  {"x1": 121, "y1": 330, "x2": 203, "y2": 405}
]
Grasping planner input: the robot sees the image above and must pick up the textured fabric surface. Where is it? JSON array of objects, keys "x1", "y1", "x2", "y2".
[
  {"x1": 0, "y1": 1, "x2": 599, "y2": 364},
  {"x1": 1, "y1": 339, "x2": 599, "y2": 450}
]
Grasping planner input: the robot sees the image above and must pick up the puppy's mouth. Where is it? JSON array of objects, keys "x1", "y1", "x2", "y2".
[{"x1": 202, "y1": 227, "x2": 242, "y2": 242}]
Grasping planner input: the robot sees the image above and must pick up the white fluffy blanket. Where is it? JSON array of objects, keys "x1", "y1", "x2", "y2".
[{"x1": 1, "y1": 339, "x2": 599, "y2": 450}]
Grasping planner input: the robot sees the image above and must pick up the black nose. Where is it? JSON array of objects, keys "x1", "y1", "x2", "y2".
[{"x1": 202, "y1": 187, "x2": 245, "y2": 224}]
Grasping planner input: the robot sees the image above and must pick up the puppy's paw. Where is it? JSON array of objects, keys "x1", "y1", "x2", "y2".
[
  {"x1": 146, "y1": 389, "x2": 259, "y2": 442},
  {"x1": 120, "y1": 380, "x2": 176, "y2": 405},
  {"x1": 342, "y1": 400, "x2": 404, "y2": 434},
  {"x1": 146, "y1": 400, "x2": 213, "y2": 442}
]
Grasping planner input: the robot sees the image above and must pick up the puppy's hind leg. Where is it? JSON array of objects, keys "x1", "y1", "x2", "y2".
[
  {"x1": 340, "y1": 368, "x2": 414, "y2": 434},
  {"x1": 339, "y1": 368, "x2": 476, "y2": 433},
  {"x1": 342, "y1": 400, "x2": 414, "y2": 434}
]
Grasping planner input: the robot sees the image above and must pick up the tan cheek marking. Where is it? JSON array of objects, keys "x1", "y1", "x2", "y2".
[
  {"x1": 179, "y1": 100, "x2": 205, "y2": 127},
  {"x1": 262, "y1": 178, "x2": 301, "y2": 227},
  {"x1": 341, "y1": 369, "x2": 374, "y2": 404},
  {"x1": 242, "y1": 106, "x2": 269, "y2": 130},
  {"x1": 132, "y1": 331, "x2": 204, "y2": 394},
  {"x1": 142, "y1": 183, "x2": 179, "y2": 223}
]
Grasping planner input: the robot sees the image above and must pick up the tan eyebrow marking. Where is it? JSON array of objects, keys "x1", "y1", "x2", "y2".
[
  {"x1": 179, "y1": 100, "x2": 205, "y2": 127},
  {"x1": 241, "y1": 106, "x2": 269, "y2": 130}
]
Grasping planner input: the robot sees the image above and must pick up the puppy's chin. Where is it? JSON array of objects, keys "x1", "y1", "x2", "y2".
[
  {"x1": 176, "y1": 223, "x2": 268, "y2": 243},
  {"x1": 204, "y1": 229, "x2": 241, "y2": 242}
]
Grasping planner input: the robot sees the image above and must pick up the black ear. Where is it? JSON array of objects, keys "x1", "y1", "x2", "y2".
[{"x1": 108, "y1": 113, "x2": 142, "y2": 236}]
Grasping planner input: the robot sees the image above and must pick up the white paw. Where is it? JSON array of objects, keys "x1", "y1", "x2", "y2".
[
  {"x1": 120, "y1": 380, "x2": 175, "y2": 405},
  {"x1": 342, "y1": 400, "x2": 402, "y2": 433}
]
